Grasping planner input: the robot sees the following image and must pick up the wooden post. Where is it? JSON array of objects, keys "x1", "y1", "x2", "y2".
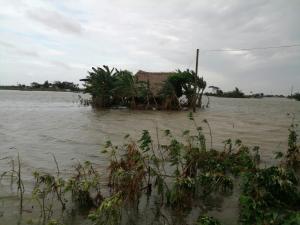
[
  {"x1": 195, "y1": 49, "x2": 199, "y2": 76},
  {"x1": 193, "y1": 49, "x2": 199, "y2": 112}
]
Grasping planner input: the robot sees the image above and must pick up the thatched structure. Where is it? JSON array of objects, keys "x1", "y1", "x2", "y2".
[{"x1": 135, "y1": 70, "x2": 173, "y2": 96}]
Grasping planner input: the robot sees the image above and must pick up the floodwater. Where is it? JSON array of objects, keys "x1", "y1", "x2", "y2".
[{"x1": 0, "y1": 90, "x2": 299, "y2": 224}]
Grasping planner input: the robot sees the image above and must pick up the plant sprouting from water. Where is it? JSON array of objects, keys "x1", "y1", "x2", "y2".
[
  {"x1": 88, "y1": 192, "x2": 123, "y2": 225},
  {"x1": 0, "y1": 153, "x2": 25, "y2": 214},
  {"x1": 0, "y1": 113, "x2": 299, "y2": 225},
  {"x1": 65, "y1": 161, "x2": 103, "y2": 208}
]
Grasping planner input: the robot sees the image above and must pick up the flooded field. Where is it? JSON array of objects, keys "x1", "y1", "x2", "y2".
[{"x1": 0, "y1": 90, "x2": 299, "y2": 225}]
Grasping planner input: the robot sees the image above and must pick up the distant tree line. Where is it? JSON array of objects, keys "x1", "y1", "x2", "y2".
[
  {"x1": 0, "y1": 81, "x2": 80, "y2": 92},
  {"x1": 206, "y1": 86, "x2": 298, "y2": 99},
  {"x1": 30, "y1": 81, "x2": 79, "y2": 91},
  {"x1": 206, "y1": 86, "x2": 248, "y2": 98},
  {"x1": 81, "y1": 65, "x2": 207, "y2": 110}
]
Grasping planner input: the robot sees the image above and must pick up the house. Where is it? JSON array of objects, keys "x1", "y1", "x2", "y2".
[{"x1": 135, "y1": 70, "x2": 173, "y2": 96}]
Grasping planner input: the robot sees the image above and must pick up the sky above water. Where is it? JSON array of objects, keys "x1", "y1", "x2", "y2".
[{"x1": 0, "y1": 0, "x2": 300, "y2": 94}]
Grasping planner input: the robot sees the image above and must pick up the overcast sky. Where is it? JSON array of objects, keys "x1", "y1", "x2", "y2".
[{"x1": 0, "y1": 0, "x2": 299, "y2": 94}]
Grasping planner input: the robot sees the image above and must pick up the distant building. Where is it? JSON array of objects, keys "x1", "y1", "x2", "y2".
[{"x1": 135, "y1": 70, "x2": 173, "y2": 96}]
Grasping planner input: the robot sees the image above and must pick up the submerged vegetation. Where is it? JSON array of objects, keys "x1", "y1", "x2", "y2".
[
  {"x1": 81, "y1": 65, "x2": 207, "y2": 110},
  {"x1": 0, "y1": 114, "x2": 299, "y2": 225}
]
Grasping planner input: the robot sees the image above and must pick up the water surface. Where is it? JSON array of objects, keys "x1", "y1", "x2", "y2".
[{"x1": 0, "y1": 90, "x2": 299, "y2": 224}]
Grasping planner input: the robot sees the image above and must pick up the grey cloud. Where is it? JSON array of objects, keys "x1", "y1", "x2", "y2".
[
  {"x1": 49, "y1": 60, "x2": 72, "y2": 70},
  {"x1": 0, "y1": 41, "x2": 71, "y2": 70},
  {"x1": 0, "y1": 41, "x2": 40, "y2": 57},
  {"x1": 0, "y1": 0, "x2": 299, "y2": 94},
  {"x1": 27, "y1": 9, "x2": 83, "y2": 34}
]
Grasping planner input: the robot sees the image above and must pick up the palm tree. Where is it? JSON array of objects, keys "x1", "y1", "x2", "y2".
[{"x1": 83, "y1": 65, "x2": 117, "y2": 107}]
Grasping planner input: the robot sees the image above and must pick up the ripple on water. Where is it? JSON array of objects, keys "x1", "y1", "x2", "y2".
[{"x1": 0, "y1": 90, "x2": 299, "y2": 224}]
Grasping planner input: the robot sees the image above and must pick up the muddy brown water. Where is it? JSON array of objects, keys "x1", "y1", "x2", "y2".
[{"x1": 0, "y1": 90, "x2": 299, "y2": 224}]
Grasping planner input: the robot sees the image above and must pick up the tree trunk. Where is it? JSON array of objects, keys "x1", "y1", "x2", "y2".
[
  {"x1": 130, "y1": 96, "x2": 136, "y2": 109},
  {"x1": 93, "y1": 96, "x2": 104, "y2": 108},
  {"x1": 146, "y1": 94, "x2": 150, "y2": 110}
]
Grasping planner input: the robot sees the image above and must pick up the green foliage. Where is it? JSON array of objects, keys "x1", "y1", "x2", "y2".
[
  {"x1": 286, "y1": 123, "x2": 300, "y2": 167},
  {"x1": 290, "y1": 93, "x2": 300, "y2": 101},
  {"x1": 100, "y1": 117, "x2": 256, "y2": 214},
  {"x1": 65, "y1": 161, "x2": 103, "y2": 208},
  {"x1": 32, "y1": 171, "x2": 67, "y2": 221},
  {"x1": 104, "y1": 141, "x2": 147, "y2": 202},
  {"x1": 30, "y1": 81, "x2": 79, "y2": 91},
  {"x1": 160, "y1": 69, "x2": 207, "y2": 108},
  {"x1": 112, "y1": 70, "x2": 142, "y2": 108},
  {"x1": 167, "y1": 70, "x2": 192, "y2": 97},
  {"x1": 197, "y1": 172, "x2": 233, "y2": 195},
  {"x1": 88, "y1": 193, "x2": 123, "y2": 225},
  {"x1": 46, "y1": 219, "x2": 65, "y2": 225},
  {"x1": 82, "y1": 66, "x2": 207, "y2": 110},
  {"x1": 82, "y1": 66, "x2": 150, "y2": 109},
  {"x1": 0, "y1": 154, "x2": 25, "y2": 214},
  {"x1": 159, "y1": 79, "x2": 181, "y2": 109},
  {"x1": 2, "y1": 116, "x2": 300, "y2": 225},
  {"x1": 52, "y1": 81, "x2": 79, "y2": 91},
  {"x1": 207, "y1": 87, "x2": 247, "y2": 98},
  {"x1": 164, "y1": 129, "x2": 172, "y2": 136},
  {"x1": 221, "y1": 87, "x2": 245, "y2": 98},
  {"x1": 197, "y1": 215, "x2": 221, "y2": 225},
  {"x1": 169, "y1": 139, "x2": 183, "y2": 168},
  {"x1": 227, "y1": 146, "x2": 257, "y2": 175},
  {"x1": 83, "y1": 66, "x2": 117, "y2": 107},
  {"x1": 274, "y1": 151, "x2": 284, "y2": 159},
  {"x1": 239, "y1": 166, "x2": 300, "y2": 225},
  {"x1": 166, "y1": 176, "x2": 195, "y2": 207},
  {"x1": 138, "y1": 130, "x2": 152, "y2": 152}
]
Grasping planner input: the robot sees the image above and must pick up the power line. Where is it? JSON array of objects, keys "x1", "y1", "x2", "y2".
[{"x1": 200, "y1": 44, "x2": 300, "y2": 52}]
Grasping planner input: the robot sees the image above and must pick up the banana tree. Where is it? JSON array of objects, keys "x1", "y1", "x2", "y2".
[
  {"x1": 113, "y1": 70, "x2": 138, "y2": 108},
  {"x1": 163, "y1": 69, "x2": 206, "y2": 110},
  {"x1": 82, "y1": 65, "x2": 117, "y2": 107}
]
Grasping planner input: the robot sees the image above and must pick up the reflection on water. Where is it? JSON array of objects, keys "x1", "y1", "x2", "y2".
[{"x1": 0, "y1": 90, "x2": 299, "y2": 224}]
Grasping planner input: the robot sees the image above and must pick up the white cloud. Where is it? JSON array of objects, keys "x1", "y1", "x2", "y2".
[{"x1": 0, "y1": 0, "x2": 299, "y2": 94}]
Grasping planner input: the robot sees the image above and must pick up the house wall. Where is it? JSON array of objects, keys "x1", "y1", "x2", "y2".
[{"x1": 135, "y1": 71, "x2": 172, "y2": 96}]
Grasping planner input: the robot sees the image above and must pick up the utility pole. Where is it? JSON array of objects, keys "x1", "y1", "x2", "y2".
[
  {"x1": 195, "y1": 49, "x2": 199, "y2": 76},
  {"x1": 193, "y1": 49, "x2": 199, "y2": 112}
]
